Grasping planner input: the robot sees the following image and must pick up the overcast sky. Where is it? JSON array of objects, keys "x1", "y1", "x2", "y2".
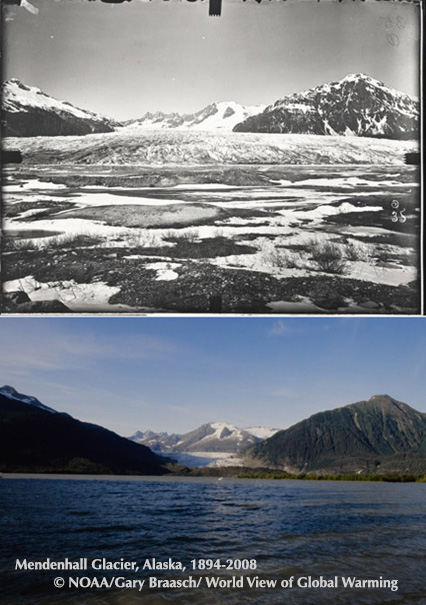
[
  {"x1": 1, "y1": 317, "x2": 425, "y2": 437},
  {"x1": 3, "y1": 0, "x2": 420, "y2": 120}
]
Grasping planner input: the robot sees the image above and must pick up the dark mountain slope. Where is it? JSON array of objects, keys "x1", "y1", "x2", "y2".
[
  {"x1": 246, "y1": 395, "x2": 426, "y2": 474},
  {"x1": 233, "y1": 74, "x2": 419, "y2": 140},
  {"x1": 2, "y1": 79, "x2": 117, "y2": 137},
  {"x1": 0, "y1": 392, "x2": 166, "y2": 474}
]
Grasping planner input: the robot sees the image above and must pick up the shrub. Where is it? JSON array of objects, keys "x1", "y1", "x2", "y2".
[
  {"x1": 3, "y1": 237, "x2": 40, "y2": 252},
  {"x1": 344, "y1": 240, "x2": 368, "y2": 262},
  {"x1": 260, "y1": 240, "x2": 301, "y2": 271},
  {"x1": 272, "y1": 248, "x2": 301, "y2": 269},
  {"x1": 122, "y1": 230, "x2": 163, "y2": 248},
  {"x1": 309, "y1": 239, "x2": 347, "y2": 274},
  {"x1": 50, "y1": 233, "x2": 103, "y2": 248},
  {"x1": 168, "y1": 228, "x2": 200, "y2": 243}
]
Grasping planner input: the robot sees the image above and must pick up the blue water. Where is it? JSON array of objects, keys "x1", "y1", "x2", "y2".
[{"x1": 1, "y1": 476, "x2": 426, "y2": 604}]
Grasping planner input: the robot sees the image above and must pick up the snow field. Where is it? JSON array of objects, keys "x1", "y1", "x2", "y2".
[{"x1": 2, "y1": 166, "x2": 419, "y2": 310}]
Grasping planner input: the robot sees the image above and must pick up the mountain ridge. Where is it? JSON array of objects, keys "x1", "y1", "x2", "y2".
[
  {"x1": 129, "y1": 422, "x2": 280, "y2": 454},
  {"x1": 0, "y1": 384, "x2": 58, "y2": 414},
  {"x1": 246, "y1": 395, "x2": 426, "y2": 474},
  {"x1": 2, "y1": 79, "x2": 118, "y2": 137},
  {"x1": 121, "y1": 101, "x2": 266, "y2": 132},
  {"x1": 0, "y1": 385, "x2": 167, "y2": 475}
]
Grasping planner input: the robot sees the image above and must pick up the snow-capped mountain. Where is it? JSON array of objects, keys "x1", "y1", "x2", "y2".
[
  {"x1": 2, "y1": 79, "x2": 118, "y2": 137},
  {"x1": 244, "y1": 426, "x2": 279, "y2": 440},
  {"x1": 233, "y1": 74, "x2": 419, "y2": 140},
  {"x1": 0, "y1": 385, "x2": 57, "y2": 414},
  {"x1": 122, "y1": 101, "x2": 265, "y2": 132},
  {"x1": 130, "y1": 429, "x2": 181, "y2": 451},
  {"x1": 129, "y1": 422, "x2": 280, "y2": 454}
]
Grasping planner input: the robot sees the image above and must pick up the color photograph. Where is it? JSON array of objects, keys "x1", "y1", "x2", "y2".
[
  {"x1": 1, "y1": 0, "x2": 421, "y2": 313},
  {"x1": 1, "y1": 316, "x2": 426, "y2": 604}
]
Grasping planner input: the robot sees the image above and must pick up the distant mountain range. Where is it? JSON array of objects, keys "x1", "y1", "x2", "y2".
[
  {"x1": 2, "y1": 79, "x2": 117, "y2": 137},
  {"x1": 121, "y1": 101, "x2": 265, "y2": 132},
  {"x1": 129, "y1": 422, "x2": 279, "y2": 454},
  {"x1": 233, "y1": 74, "x2": 419, "y2": 140},
  {"x1": 0, "y1": 385, "x2": 166, "y2": 475},
  {"x1": 246, "y1": 395, "x2": 426, "y2": 474},
  {"x1": 2, "y1": 74, "x2": 418, "y2": 140}
]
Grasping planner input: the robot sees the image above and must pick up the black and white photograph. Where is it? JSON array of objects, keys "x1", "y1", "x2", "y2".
[
  {"x1": 1, "y1": 316, "x2": 426, "y2": 604},
  {"x1": 1, "y1": 0, "x2": 422, "y2": 314}
]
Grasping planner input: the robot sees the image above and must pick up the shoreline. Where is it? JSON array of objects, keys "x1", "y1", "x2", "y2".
[{"x1": 2, "y1": 471, "x2": 426, "y2": 484}]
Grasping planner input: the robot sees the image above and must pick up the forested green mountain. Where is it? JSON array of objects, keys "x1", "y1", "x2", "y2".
[{"x1": 246, "y1": 395, "x2": 426, "y2": 474}]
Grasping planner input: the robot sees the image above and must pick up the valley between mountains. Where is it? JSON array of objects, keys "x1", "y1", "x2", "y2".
[
  {"x1": 1, "y1": 385, "x2": 426, "y2": 477},
  {"x1": 1, "y1": 74, "x2": 420, "y2": 314}
]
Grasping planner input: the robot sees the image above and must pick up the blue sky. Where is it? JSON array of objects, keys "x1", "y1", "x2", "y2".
[
  {"x1": 0, "y1": 317, "x2": 425, "y2": 437},
  {"x1": 3, "y1": 0, "x2": 420, "y2": 119}
]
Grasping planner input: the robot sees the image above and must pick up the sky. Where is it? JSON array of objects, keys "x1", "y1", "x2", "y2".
[
  {"x1": 1, "y1": 317, "x2": 425, "y2": 437},
  {"x1": 3, "y1": 0, "x2": 421, "y2": 120}
]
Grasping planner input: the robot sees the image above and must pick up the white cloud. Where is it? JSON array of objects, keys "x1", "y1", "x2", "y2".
[{"x1": 268, "y1": 320, "x2": 291, "y2": 336}]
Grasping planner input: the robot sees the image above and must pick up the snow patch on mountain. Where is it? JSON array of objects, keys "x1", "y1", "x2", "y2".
[
  {"x1": 0, "y1": 385, "x2": 57, "y2": 414},
  {"x1": 244, "y1": 426, "x2": 280, "y2": 440}
]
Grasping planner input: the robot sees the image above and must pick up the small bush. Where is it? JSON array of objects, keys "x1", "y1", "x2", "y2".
[
  {"x1": 50, "y1": 233, "x2": 103, "y2": 249},
  {"x1": 168, "y1": 228, "x2": 200, "y2": 243},
  {"x1": 309, "y1": 239, "x2": 347, "y2": 274},
  {"x1": 344, "y1": 240, "x2": 366, "y2": 262},
  {"x1": 123, "y1": 230, "x2": 163, "y2": 248},
  {"x1": 3, "y1": 237, "x2": 40, "y2": 252},
  {"x1": 4, "y1": 231, "x2": 107, "y2": 252},
  {"x1": 260, "y1": 240, "x2": 301, "y2": 271},
  {"x1": 271, "y1": 248, "x2": 301, "y2": 269}
]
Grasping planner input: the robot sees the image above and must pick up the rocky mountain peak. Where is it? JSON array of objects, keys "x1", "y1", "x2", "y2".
[
  {"x1": 0, "y1": 384, "x2": 18, "y2": 395},
  {"x1": 368, "y1": 394, "x2": 393, "y2": 403},
  {"x1": 233, "y1": 73, "x2": 419, "y2": 139},
  {"x1": 341, "y1": 73, "x2": 381, "y2": 84},
  {"x1": 0, "y1": 384, "x2": 57, "y2": 414}
]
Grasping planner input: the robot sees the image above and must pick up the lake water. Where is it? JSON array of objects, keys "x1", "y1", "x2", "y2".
[{"x1": 1, "y1": 476, "x2": 426, "y2": 605}]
